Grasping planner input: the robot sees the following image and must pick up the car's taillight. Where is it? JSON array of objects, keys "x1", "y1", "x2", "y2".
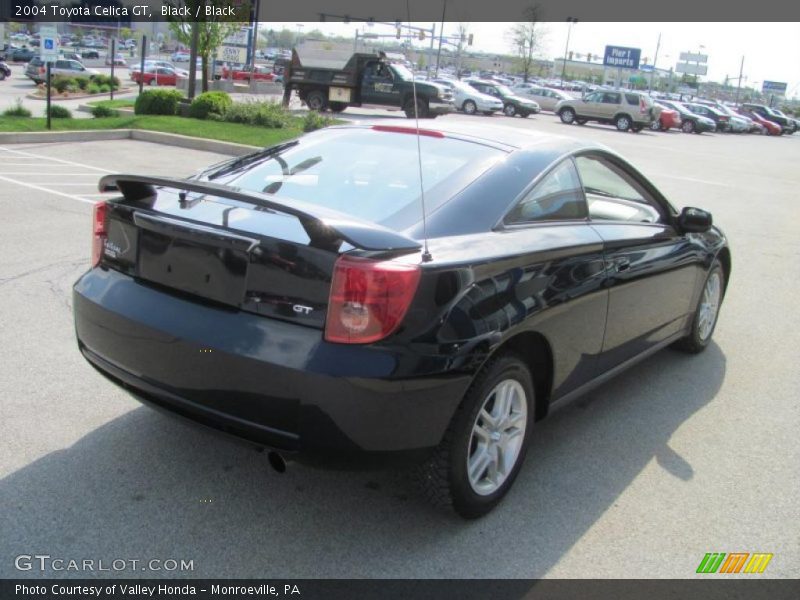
[
  {"x1": 91, "y1": 201, "x2": 107, "y2": 267},
  {"x1": 325, "y1": 256, "x2": 421, "y2": 344},
  {"x1": 639, "y1": 97, "x2": 647, "y2": 114}
]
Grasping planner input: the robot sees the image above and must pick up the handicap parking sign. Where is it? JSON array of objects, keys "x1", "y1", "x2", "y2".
[{"x1": 44, "y1": 39, "x2": 54, "y2": 50}]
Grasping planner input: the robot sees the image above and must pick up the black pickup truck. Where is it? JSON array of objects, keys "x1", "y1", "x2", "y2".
[{"x1": 279, "y1": 50, "x2": 453, "y2": 118}]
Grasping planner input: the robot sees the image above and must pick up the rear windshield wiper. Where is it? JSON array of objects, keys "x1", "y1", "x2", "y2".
[{"x1": 204, "y1": 140, "x2": 300, "y2": 180}]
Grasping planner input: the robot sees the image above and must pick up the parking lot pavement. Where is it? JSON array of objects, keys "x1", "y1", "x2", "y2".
[{"x1": 0, "y1": 128, "x2": 798, "y2": 579}]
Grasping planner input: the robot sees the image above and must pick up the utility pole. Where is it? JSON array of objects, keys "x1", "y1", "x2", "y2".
[
  {"x1": 187, "y1": 21, "x2": 199, "y2": 99},
  {"x1": 435, "y1": 0, "x2": 446, "y2": 77},
  {"x1": 561, "y1": 17, "x2": 577, "y2": 88},
  {"x1": 648, "y1": 32, "x2": 661, "y2": 92},
  {"x1": 734, "y1": 55, "x2": 744, "y2": 106}
]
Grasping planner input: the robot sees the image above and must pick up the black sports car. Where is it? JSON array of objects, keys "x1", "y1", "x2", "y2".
[{"x1": 73, "y1": 123, "x2": 730, "y2": 518}]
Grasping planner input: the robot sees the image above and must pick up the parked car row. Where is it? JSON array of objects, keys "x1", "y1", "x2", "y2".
[{"x1": 426, "y1": 77, "x2": 541, "y2": 118}]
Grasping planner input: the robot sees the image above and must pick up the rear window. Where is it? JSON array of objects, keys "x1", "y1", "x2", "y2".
[{"x1": 218, "y1": 128, "x2": 505, "y2": 230}]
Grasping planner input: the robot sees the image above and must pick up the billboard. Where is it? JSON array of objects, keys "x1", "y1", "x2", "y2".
[
  {"x1": 603, "y1": 46, "x2": 641, "y2": 69},
  {"x1": 676, "y1": 62, "x2": 708, "y2": 75},
  {"x1": 679, "y1": 52, "x2": 708, "y2": 63},
  {"x1": 762, "y1": 81, "x2": 787, "y2": 94}
]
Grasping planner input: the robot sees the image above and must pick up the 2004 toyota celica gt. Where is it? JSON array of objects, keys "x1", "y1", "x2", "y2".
[{"x1": 73, "y1": 123, "x2": 730, "y2": 518}]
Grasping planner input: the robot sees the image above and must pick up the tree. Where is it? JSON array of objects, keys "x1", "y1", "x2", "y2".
[
  {"x1": 507, "y1": 4, "x2": 546, "y2": 82},
  {"x1": 167, "y1": 0, "x2": 243, "y2": 93}
]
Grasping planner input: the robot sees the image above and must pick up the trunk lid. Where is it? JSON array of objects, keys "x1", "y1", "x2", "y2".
[{"x1": 98, "y1": 175, "x2": 421, "y2": 329}]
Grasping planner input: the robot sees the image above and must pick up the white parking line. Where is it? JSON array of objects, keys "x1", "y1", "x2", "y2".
[
  {"x1": 0, "y1": 146, "x2": 113, "y2": 173},
  {"x1": 0, "y1": 174, "x2": 96, "y2": 204},
  {"x1": 0, "y1": 172, "x2": 101, "y2": 176}
]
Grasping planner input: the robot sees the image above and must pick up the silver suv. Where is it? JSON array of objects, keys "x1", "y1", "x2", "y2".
[{"x1": 555, "y1": 90, "x2": 658, "y2": 132}]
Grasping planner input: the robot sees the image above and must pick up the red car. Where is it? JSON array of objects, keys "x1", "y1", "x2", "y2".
[
  {"x1": 131, "y1": 67, "x2": 178, "y2": 86},
  {"x1": 650, "y1": 106, "x2": 681, "y2": 131},
  {"x1": 736, "y1": 108, "x2": 781, "y2": 136},
  {"x1": 220, "y1": 65, "x2": 276, "y2": 82}
]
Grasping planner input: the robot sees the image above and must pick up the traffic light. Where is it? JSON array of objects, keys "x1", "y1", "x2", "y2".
[{"x1": 467, "y1": 34, "x2": 473, "y2": 46}]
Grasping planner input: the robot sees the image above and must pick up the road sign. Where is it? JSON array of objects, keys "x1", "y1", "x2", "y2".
[
  {"x1": 676, "y1": 62, "x2": 708, "y2": 76},
  {"x1": 679, "y1": 52, "x2": 708, "y2": 63},
  {"x1": 603, "y1": 46, "x2": 641, "y2": 69},
  {"x1": 762, "y1": 81, "x2": 787, "y2": 95},
  {"x1": 40, "y1": 25, "x2": 59, "y2": 63}
]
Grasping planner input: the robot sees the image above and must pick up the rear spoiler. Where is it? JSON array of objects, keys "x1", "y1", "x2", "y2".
[{"x1": 98, "y1": 174, "x2": 421, "y2": 254}]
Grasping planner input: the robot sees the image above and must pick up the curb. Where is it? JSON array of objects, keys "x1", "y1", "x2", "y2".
[
  {"x1": 0, "y1": 128, "x2": 259, "y2": 155},
  {"x1": 26, "y1": 88, "x2": 136, "y2": 101}
]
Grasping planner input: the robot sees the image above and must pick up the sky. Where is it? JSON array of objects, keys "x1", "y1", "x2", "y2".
[{"x1": 275, "y1": 21, "x2": 800, "y2": 98}]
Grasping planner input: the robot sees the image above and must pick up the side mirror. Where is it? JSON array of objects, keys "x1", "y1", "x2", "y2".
[{"x1": 678, "y1": 206, "x2": 712, "y2": 233}]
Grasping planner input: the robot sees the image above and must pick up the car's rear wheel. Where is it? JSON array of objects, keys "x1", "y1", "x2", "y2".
[
  {"x1": 559, "y1": 107, "x2": 576, "y2": 124},
  {"x1": 673, "y1": 259, "x2": 725, "y2": 354},
  {"x1": 650, "y1": 119, "x2": 661, "y2": 131},
  {"x1": 682, "y1": 120, "x2": 695, "y2": 133},
  {"x1": 503, "y1": 103, "x2": 516, "y2": 117},
  {"x1": 305, "y1": 90, "x2": 327, "y2": 112},
  {"x1": 147, "y1": 78, "x2": 156, "y2": 86},
  {"x1": 462, "y1": 100, "x2": 477, "y2": 115},
  {"x1": 615, "y1": 115, "x2": 632, "y2": 131},
  {"x1": 416, "y1": 354, "x2": 535, "y2": 519}
]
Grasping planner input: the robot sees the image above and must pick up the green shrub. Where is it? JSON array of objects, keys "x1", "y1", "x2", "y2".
[
  {"x1": 89, "y1": 74, "x2": 120, "y2": 90},
  {"x1": 75, "y1": 77, "x2": 89, "y2": 91},
  {"x1": 52, "y1": 76, "x2": 77, "y2": 93},
  {"x1": 188, "y1": 91, "x2": 233, "y2": 120},
  {"x1": 86, "y1": 83, "x2": 101, "y2": 95},
  {"x1": 3, "y1": 100, "x2": 31, "y2": 117},
  {"x1": 134, "y1": 89, "x2": 183, "y2": 115},
  {"x1": 98, "y1": 84, "x2": 111, "y2": 93},
  {"x1": 223, "y1": 101, "x2": 290, "y2": 128},
  {"x1": 91, "y1": 105, "x2": 119, "y2": 118},
  {"x1": 48, "y1": 105, "x2": 72, "y2": 119},
  {"x1": 302, "y1": 110, "x2": 335, "y2": 132}
]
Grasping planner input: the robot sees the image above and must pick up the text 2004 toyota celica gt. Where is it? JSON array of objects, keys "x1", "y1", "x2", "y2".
[{"x1": 73, "y1": 123, "x2": 730, "y2": 518}]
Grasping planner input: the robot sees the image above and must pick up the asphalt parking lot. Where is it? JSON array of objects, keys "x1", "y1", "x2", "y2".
[{"x1": 0, "y1": 116, "x2": 798, "y2": 579}]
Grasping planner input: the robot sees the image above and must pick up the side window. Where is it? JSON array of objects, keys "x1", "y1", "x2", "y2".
[
  {"x1": 575, "y1": 155, "x2": 663, "y2": 224},
  {"x1": 55, "y1": 60, "x2": 69, "y2": 69},
  {"x1": 602, "y1": 92, "x2": 621, "y2": 104},
  {"x1": 584, "y1": 92, "x2": 601, "y2": 103},
  {"x1": 505, "y1": 159, "x2": 587, "y2": 224},
  {"x1": 625, "y1": 93, "x2": 640, "y2": 105}
]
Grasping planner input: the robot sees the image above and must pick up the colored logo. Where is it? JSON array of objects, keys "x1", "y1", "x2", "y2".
[{"x1": 696, "y1": 552, "x2": 773, "y2": 574}]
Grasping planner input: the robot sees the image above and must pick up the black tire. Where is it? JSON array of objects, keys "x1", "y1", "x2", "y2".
[
  {"x1": 305, "y1": 89, "x2": 327, "y2": 112},
  {"x1": 681, "y1": 120, "x2": 695, "y2": 134},
  {"x1": 615, "y1": 114, "x2": 632, "y2": 131},
  {"x1": 404, "y1": 97, "x2": 429, "y2": 119},
  {"x1": 650, "y1": 119, "x2": 661, "y2": 131},
  {"x1": 0, "y1": 71, "x2": 6, "y2": 81},
  {"x1": 462, "y1": 100, "x2": 477, "y2": 115},
  {"x1": 147, "y1": 78, "x2": 156, "y2": 86},
  {"x1": 416, "y1": 354, "x2": 535, "y2": 519},
  {"x1": 328, "y1": 101, "x2": 347, "y2": 113},
  {"x1": 559, "y1": 107, "x2": 576, "y2": 124},
  {"x1": 672, "y1": 259, "x2": 725, "y2": 354},
  {"x1": 503, "y1": 103, "x2": 516, "y2": 117}
]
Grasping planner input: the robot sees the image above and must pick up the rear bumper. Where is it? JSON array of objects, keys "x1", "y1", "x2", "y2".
[{"x1": 73, "y1": 268, "x2": 470, "y2": 460}]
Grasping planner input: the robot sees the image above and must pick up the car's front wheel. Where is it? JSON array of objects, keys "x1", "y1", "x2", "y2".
[
  {"x1": 673, "y1": 259, "x2": 725, "y2": 354},
  {"x1": 503, "y1": 103, "x2": 516, "y2": 117},
  {"x1": 559, "y1": 107, "x2": 576, "y2": 124},
  {"x1": 682, "y1": 120, "x2": 695, "y2": 133},
  {"x1": 462, "y1": 100, "x2": 477, "y2": 115},
  {"x1": 416, "y1": 354, "x2": 535, "y2": 519}
]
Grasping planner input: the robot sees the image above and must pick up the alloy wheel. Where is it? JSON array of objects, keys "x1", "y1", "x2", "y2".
[
  {"x1": 698, "y1": 271, "x2": 722, "y2": 341},
  {"x1": 467, "y1": 379, "x2": 528, "y2": 496}
]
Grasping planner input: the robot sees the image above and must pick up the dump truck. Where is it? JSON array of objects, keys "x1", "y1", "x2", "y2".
[{"x1": 279, "y1": 48, "x2": 453, "y2": 118}]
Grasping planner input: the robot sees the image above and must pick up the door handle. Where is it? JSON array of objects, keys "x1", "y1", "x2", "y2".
[{"x1": 615, "y1": 258, "x2": 631, "y2": 272}]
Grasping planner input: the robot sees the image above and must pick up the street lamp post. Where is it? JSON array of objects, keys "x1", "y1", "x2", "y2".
[{"x1": 561, "y1": 17, "x2": 577, "y2": 88}]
